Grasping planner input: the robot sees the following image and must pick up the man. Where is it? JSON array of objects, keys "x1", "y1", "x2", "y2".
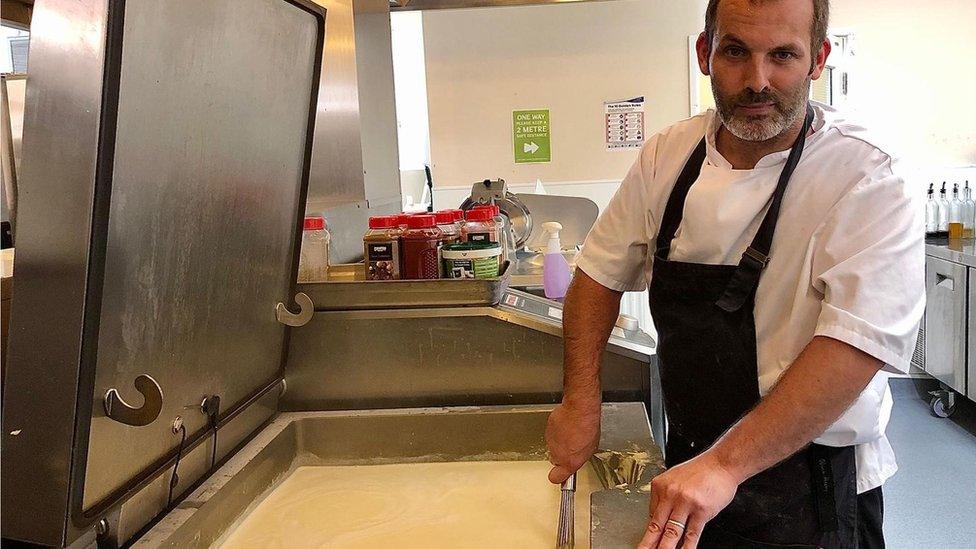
[{"x1": 545, "y1": 0, "x2": 924, "y2": 548}]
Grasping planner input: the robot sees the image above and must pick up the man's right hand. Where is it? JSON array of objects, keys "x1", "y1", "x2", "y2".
[
  {"x1": 547, "y1": 270, "x2": 619, "y2": 484},
  {"x1": 545, "y1": 399, "x2": 601, "y2": 484}
]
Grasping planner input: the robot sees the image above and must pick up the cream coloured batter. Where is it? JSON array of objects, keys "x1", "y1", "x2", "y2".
[{"x1": 218, "y1": 461, "x2": 602, "y2": 549}]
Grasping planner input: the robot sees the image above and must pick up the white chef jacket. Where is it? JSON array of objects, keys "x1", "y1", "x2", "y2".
[{"x1": 577, "y1": 102, "x2": 925, "y2": 493}]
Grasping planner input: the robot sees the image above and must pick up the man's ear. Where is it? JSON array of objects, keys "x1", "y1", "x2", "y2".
[
  {"x1": 809, "y1": 38, "x2": 832, "y2": 79},
  {"x1": 696, "y1": 32, "x2": 711, "y2": 76}
]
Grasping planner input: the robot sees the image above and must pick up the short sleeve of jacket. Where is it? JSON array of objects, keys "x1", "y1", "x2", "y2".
[
  {"x1": 810, "y1": 157, "x2": 925, "y2": 373},
  {"x1": 576, "y1": 137, "x2": 657, "y2": 292}
]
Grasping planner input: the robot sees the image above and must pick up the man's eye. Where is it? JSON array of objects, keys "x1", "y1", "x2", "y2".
[
  {"x1": 725, "y1": 47, "x2": 746, "y2": 58},
  {"x1": 773, "y1": 51, "x2": 797, "y2": 61}
]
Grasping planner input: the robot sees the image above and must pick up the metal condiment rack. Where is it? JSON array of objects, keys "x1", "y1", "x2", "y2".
[{"x1": 297, "y1": 261, "x2": 513, "y2": 310}]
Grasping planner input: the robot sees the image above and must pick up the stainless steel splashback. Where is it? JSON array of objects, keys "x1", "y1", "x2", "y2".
[
  {"x1": 282, "y1": 301, "x2": 652, "y2": 411},
  {"x1": 1, "y1": 0, "x2": 325, "y2": 545},
  {"x1": 307, "y1": 0, "x2": 402, "y2": 264},
  {"x1": 308, "y1": 0, "x2": 366, "y2": 208}
]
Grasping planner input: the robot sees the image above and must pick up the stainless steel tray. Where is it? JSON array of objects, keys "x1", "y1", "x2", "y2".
[
  {"x1": 136, "y1": 403, "x2": 663, "y2": 548},
  {"x1": 297, "y1": 261, "x2": 512, "y2": 310}
]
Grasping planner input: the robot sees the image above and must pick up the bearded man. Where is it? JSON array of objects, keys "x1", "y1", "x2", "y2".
[{"x1": 545, "y1": 1, "x2": 925, "y2": 547}]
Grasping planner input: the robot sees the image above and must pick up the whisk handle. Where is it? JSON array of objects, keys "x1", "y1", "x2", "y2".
[{"x1": 560, "y1": 473, "x2": 576, "y2": 492}]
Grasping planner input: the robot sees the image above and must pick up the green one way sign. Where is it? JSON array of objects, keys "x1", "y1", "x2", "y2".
[{"x1": 513, "y1": 109, "x2": 551, "y2": 164}]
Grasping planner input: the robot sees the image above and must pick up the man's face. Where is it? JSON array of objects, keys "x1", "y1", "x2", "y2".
[{"x1": 697, "y1": 0, "x2": 829, "y2": 142}]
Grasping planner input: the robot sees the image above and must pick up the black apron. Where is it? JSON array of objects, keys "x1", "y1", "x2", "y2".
[{"x1": 647, "y1": 105, "x2": 859, "y2": 548}]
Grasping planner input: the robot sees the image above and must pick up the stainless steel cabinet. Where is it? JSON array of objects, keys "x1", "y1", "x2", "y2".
[
  {"x1": 924, "y1": 257, "x2": 968, "y2": 394},
  {"x1": 969, "y1": 267, "x2": 975, "y2": 401}
]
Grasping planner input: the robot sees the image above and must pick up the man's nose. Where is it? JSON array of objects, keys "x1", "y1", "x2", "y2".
[{"x1": 743, "y1": 56, "x2": 771, "y2": 94}]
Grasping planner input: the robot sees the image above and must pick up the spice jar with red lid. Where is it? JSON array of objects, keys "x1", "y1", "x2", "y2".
[
  {"x1": 396, "y1": 214, "x2": 413, "y2": 229},
  {"x1": 364, "y1": 215, "x2": 402, "y2": 280},
  {"x1": 461, "y1": 207, "x2": 499, "y2": 245},
  {"x1": 401, "y1": 214, "x2": 443, "y2": 279},
  {"x1": 298, "y1": 216, "x2": 331, "y2": 282},
  {"x1": 434, "y1": 211, "x2": 460, "y2": 246},
  {"x1": 472, "y1": 204, "x2": 513, "y2": 260},
  {"x1": 444, "y1": 208, "x2": 465, "y2": 224}
]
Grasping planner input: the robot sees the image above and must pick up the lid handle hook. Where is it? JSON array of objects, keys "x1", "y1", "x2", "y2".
[
  {"x1": 276, "y1": 292, "x2": 314, "y2": 327},
  {"x1": 104, "y1": 374, "x2": 163, "y2": 427}
]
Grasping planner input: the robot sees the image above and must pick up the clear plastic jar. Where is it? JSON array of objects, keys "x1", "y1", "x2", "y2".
[
  {"x1": 445, "y1": 208, "x2": 465, "y2": 232},
  {"x1": 401, "y1": 214, "x2": 443, "y2": 279},
  {"x1": 461, "y1": 208, "x2": 498, "y2": 245},
  {"x1": 298, "y1": 216, "x2": 330, "y2": 282},
  {"x1": 470, "y1": 204, "x2": 512, "y2": 259},
  {"x1": 491, "y1": 205, "x2": 515, "y2": 260},
  {"x1": 434, "y1": 211, "x2": 460, "y2": 246},
  {"x1": 364, "y1": 215, "x2": 402, "y2": 280}
]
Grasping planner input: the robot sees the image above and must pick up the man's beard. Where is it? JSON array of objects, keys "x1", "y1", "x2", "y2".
[{"x1": 712, "y1": 78, "x2": 810, "y2": 142}]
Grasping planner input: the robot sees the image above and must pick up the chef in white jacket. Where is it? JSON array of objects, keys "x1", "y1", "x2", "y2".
[{"x1": 544, "y1": 0, "x2": 925, "y2": 548}]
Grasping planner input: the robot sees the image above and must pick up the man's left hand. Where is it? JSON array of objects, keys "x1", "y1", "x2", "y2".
[{"x1": 636, "y1": 451, "x2": 740, "y2": 549}]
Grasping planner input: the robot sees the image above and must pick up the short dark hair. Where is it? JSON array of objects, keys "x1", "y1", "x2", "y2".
[{"x1": 704, "y1": 0, "x2": 830, "y2": 58}]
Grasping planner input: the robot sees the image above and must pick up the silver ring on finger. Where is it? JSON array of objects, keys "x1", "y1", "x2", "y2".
[{"x1": 666, "y1": 519, "x2": 686, "y2": 530}]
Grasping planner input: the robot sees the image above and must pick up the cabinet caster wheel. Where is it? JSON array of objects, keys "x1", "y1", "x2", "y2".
[{"x1": 930, "y1": 395, "x2": 956, "y2": 418}]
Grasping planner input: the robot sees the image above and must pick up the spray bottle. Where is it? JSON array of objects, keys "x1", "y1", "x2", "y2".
[{"x1": 542, "y1": 222, "x2": 571, "y2": 300}]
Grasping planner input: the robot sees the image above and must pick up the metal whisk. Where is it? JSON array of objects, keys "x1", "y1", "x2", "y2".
[{"x1": 556, "y1": 473, "x2": 577, "y2": 548}]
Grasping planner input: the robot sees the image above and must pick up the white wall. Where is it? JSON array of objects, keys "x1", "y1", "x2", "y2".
[
  {"x1": 408, "y1": 0, "x2": 976, "y2": 336},
  {"x1": 422, "y1": 0, "x2": 706, "y2": 190},
  {"x1": 831, "y1": 0, "x2": 976, "y2": 183},
  {"x1": 418, "y1": 0, "x2": 700, "y2": 336},
  {"x1": 418, "y1": 0, "x2": 976, "y2": 194}
]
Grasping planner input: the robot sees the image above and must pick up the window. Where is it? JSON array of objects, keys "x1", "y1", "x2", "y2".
[
  {"x1": 814, "y1": 31, "x2": 854, "y2": 107},
  {"x1": 8, "y1": 36, "x2": 28, "y2": 72},
  {"x1": 2, "y1": 25, "x2": 29, "y2": 73}
]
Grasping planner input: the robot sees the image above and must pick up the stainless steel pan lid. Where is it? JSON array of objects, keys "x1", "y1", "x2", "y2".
[{"x1": 1, "y1": 0, "x2": 326, "y2": 544}]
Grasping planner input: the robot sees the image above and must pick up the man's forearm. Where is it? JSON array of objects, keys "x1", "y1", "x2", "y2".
[
  {"x1": 707, "y1": 336, "x2": 883, "y2": 483},
  {"x1": 562, "y1": 269, "x2": 623, "y2": 408},
  {"x1": 545, "y1": 269, "x2": 624, "y2": 483}
]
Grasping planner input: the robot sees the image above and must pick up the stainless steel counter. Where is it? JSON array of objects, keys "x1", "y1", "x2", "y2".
[
  {"x1": 922, "y1": 236, "x2": 975, "y2": 408},
  {"x1": 926, "y1": 237, "x2": 976, "y2": 268}
]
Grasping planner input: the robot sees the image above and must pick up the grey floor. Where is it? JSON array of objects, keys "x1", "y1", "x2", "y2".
[{"x1": 883, "y1": 379, "x2": 976, "y2": 548}]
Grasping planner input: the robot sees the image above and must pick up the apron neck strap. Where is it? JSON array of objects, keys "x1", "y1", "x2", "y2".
[
  {"x1": 716, "y1": 102, "x2": 816, "y2": 312},
  {"x1": 654, "y1": 138, "x2": 707, "y2": 257},
  {"x1": 652, "y1": 103, "x2": 817, "y2": 311}
]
